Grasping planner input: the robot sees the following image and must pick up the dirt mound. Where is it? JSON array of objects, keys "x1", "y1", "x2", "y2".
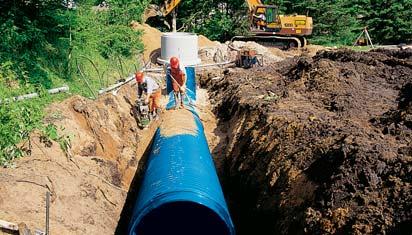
[
  {"x1": 199, "y1": 41, "x2": 286, "y2": 64},
  {"x1": 201, "y1": 49, "x2": 412, "y2": 234},
  {"x1": 199, "y1": 35, "x2": 219, "y2": 47},
  {"x1": 0, "y1": 86, "x2": 159, "y2": 234},
  {"x1": 131, "y1": 22, "x2": 162, "y2": 62},
  {"x1": 198, "y1": 40, "x2": 325, "y2": 65}
]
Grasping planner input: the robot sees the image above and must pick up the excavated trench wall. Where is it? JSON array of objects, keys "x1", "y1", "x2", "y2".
[{"x1": 201, "y1": 49, "x2": 412, "y2": 235}]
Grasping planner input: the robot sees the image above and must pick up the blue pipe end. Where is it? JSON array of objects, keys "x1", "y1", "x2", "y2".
[{"x1": 134, "y1": 201, "x2": 231, "y2": 235}]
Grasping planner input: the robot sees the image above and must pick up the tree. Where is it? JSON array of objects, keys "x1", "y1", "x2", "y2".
[
  {"x1": 364, "y1": 0, "x2": 412, "y2": 44},
  {"x1": 151, "y1": 0, "x2": 412, "y2": 45}
]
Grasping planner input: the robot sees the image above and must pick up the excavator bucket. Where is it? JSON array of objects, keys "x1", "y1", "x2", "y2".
[{"x1": 143, "y1": 4, "x2": 162, "y2": 22}]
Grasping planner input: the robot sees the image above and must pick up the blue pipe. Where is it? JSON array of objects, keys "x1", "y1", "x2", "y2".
[{"x1": 128, "y1": 67, "x2": 235, "y2": 235}]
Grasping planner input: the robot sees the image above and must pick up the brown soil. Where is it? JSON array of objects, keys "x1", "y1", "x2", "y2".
[
  {"x1": 0, "y1": 86, "x2": 160, "y2": 234},
  {"x1": 160, "y1": 109, "x2": 198, "y2": 137},
  {"x1": 285, "y1": 44, "x2": 330, "y2": 58},
  {"x1": 198, "y1": 35, "x2": 219, "y2": 48},
  {"x1": 130, "y1": 22, "x2": 162, "y2": 62},
  {"x1": 196, "y1": 88, "x2": 228, "y2": 174},
  {"x1": 200, "y1": 48, "x2": 412, "y2": 235}
]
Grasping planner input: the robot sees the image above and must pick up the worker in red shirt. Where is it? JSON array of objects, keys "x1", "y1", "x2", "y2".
[
  {"x1": 135, "y1": 71, "x2": 161, "y2": 119},
  {"x1": 167, "y1": 57, "x2": 187, "y2": 109}
]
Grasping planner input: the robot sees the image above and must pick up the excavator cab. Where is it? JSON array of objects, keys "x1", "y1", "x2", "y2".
[{"x1": 252, "y1": 5, "x2": 281, "y2": 32}]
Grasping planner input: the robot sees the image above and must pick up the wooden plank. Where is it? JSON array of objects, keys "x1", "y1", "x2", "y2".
[{"x1": 0, "y1": 219, "x2": 18, "y2": 231}]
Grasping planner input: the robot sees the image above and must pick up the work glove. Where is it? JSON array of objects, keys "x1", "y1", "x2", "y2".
[{"x1": 180, "y1": 84, "x2": 186, "y2": 92}]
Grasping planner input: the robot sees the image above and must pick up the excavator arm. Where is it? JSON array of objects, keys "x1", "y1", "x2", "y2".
[
  {"x1": 143, "y1": 0, "x2": 181, "y2": 21},
  {"x1": 162, "y1": 0, "x2": 182, "y2": 16},
  {"x1": 245, "y1": 0, "x2": 263, "y2": 11}
]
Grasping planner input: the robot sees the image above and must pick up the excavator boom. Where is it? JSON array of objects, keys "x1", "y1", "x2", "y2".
[
  {"x1": 246, "y1": 0, "x2": 263, "y2": 11},
  {"x1": 163, "y1": 0, "x2": 182, "y2": 16},
  {"x1": 143, "y1": 0, "x2": 181, "y2": 22}
]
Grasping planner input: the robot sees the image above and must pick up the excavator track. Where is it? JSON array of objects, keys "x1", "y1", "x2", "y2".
[{"x1": 231, "y1": 35, "x2": 307, "y2": 49}]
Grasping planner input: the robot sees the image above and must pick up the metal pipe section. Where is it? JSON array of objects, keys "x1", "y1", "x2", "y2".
[{"x1": 128, "y1": 67, "x2": 235, "y2": 235}]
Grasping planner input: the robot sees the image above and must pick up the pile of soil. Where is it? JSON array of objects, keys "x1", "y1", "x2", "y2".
[
  {"x1": 201, "y1": 49, "x2": 412, "y2": 234},
  {"x1": 198, "y1": 40, "x2": 325, "y2": 64},
  {"x1": 199, "y1": 35, "x2": 219, "y2": 48},
  {"x1": 130, "y1": 22, "x2": 163, "y2": 62},
  {"x1": 0, "y1": 86, "x2": 159, "y2": 234},
  {"x1": 199, "y1": 41, "x2": 286, "y2": 64}
]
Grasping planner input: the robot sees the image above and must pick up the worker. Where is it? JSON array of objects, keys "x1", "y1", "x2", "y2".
[
  {"x1": 253, "y1": 13, "x2": 266, "y2": 30},
  {"x1": 167, "y1": 57, "x2": 187, "y2": 109},
  {"x1": 135, "y1": 71, "x2": 161, "y2": 119}
]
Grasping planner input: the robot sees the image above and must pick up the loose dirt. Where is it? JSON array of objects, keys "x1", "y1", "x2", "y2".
[
  {"x1": 198, "y1": 40, "x2": 327, "y2": 65},
  {"x1": 0, "y1": 86, "x2": 160, "y2": 234},
  {"x1": 198, "y1": 35, "x2": 220, "y2": 47},
  {"x1": 160, "y1": 109, "x2": 198, "y2": 137},
  {"x1": 201, "y1": 48, "x2": 412, "y2": 235},
  {"x1": 130, "y1": 22, "x2": 163, "y2": 63}
]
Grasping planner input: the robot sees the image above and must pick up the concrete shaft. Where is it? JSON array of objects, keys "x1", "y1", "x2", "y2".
[{"x1": 158, "y1": 32, "x2": 201, "y2": 66}]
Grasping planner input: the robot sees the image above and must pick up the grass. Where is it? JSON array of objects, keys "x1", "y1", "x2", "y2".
[
  {"x1": 347, "y1": 45, "x2": 375, "y2": 51},
  {"x1": 0, "y1": 3, "x2": 145, "y2": 166}
]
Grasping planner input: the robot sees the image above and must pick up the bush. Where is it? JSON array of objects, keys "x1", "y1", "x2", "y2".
[{"x1": 0, "y1": 101, "x2": 43, "y2": 165}]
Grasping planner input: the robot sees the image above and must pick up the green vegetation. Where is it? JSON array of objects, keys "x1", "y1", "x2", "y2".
[
  {"x1": 0, "y1": 0, "x2": 148, "y2": 165},
  {"x1": 0, "y1": 101, "x2": 43, "y2": 165},
  {"x1": 152, "y1": 0, "x2": 412, "y2": 44},
  {"x1": 275, "y1": 0, "x2": 412, "y2": 45}
]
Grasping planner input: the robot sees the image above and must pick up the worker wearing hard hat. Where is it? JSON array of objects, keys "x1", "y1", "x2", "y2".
[
  {"x1": 135, "y1": 71, "x2": 161, "y2": 119},
  {"x1": 253, "y1": 13, "x2": 267, "y2": 30},
  {"x1": 167, "y1": 57, "x2": 187, "y2": 109}
]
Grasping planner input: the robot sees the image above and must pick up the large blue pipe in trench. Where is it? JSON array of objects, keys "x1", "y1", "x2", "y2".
[{"x1": 128, "y1": 67, "x2": 235, "y2": 235}]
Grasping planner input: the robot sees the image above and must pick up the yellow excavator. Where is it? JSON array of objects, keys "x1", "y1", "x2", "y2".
[
  {"x1": 145, "y1": 0, "x2": 312, "y2": 48},
  {"x1": 237, "y1": 0, "x2": 313, "y2": 48}
]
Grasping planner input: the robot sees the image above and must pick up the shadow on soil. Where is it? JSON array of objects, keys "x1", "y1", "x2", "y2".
[{"x1": 114, "y1": 135, "x2": 155, "y2": 235}]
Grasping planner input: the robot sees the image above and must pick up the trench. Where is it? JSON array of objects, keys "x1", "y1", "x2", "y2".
[
  {"x1": 114, "y1": 46, "x2": 412, "y2": 234},
  {"x1": 195, "y1": 48, "x2": 412, "y2": 235},
  {"x1": 113, "y1": 87, "x2": 236, "y2": 235},
  {"x1": 114, "y1": 87, "x2": 341, "y2": 235},
  {"x1": 208, "y1": 100, "x2": 277, "y2": 235},
  {"x1": 113, "y1": 85, "x2": 278, "y2": 235}
]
